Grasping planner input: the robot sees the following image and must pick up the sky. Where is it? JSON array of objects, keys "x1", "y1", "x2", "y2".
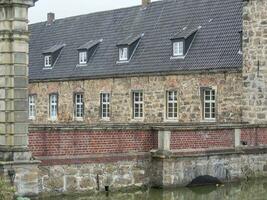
[{"x1": 29, "y1": 0, "x2": 159, "y2": 24}]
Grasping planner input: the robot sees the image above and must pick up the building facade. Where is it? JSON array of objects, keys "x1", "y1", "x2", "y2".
[{"x1": 27, "y1": 0, "x2": 267, "y2": 194}]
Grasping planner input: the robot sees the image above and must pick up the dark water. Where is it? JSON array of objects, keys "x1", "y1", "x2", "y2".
[{"x1": 42, "y1": 179, "x2": 267, "y2": 200}]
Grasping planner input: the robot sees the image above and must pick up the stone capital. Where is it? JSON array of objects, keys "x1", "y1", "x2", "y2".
[{"x1": 0, "y1": 0, "x2": 37, "y2": 7}]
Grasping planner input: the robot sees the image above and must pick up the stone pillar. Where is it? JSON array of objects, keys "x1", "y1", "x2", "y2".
[
  {"x1": 234, "y1": 129, "x2": 241, "y2": 147},
  {"x1": 0, "y1": 0, "x2": 39, "y2": 197},
  {"x1": 242, "y1": 0, "x2": 267, "y2": 124},
  {"x1": 158, "y1": 131, "x2": 171, "y2": 151}
]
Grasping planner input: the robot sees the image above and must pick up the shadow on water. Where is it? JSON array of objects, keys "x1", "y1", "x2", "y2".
[{"x1": 39, "y1": 179, "x2": 267, "y2": 200}]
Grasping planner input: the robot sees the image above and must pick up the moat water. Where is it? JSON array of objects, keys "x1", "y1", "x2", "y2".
[{"x1": 42, "y1": 179, "x2": 267, "y2": 200}]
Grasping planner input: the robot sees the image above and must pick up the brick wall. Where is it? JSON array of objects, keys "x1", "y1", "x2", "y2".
[
  {"x1": 29, "y1": 130, "x2": 157, "y2": 157},
  {"x1": 241, "y1": 128, "x2": 267, "y2": 146},
  {"x1": 170, "y1": 129, "x2": 234, "y2": 150}
]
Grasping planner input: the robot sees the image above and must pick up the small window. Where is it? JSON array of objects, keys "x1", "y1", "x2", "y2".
[
  {"x1": 119, "y1": 47, "x2": 128, "y2": 61},
  {"x1": 74, "y1": 93, "x2": 84, "y2": 119},
  {"x1": 29, "y1": 95, "x2": 36, "y2": 120},
  {"x1": 79, "y1": 51, "x2": 87, "y2": 64},
  {"x1": 49, "y1": 94, "x2": 58, "y2": 120},
  {"x1": 44, "y1": 55, "x2": 52, "y2": 67},
  {"x1": 173, "y1": 41, "x2": 184, "y2": 56},
  {"x1": 166, "y1": 91, "x2": 178, "y2": 119},
  {"x1": 133, "y1": 91, "x2": 143, "y2": 119},
  {"x1": 203, "y1": 89, "x2": 216, "y2": 120},
  {"x1": 100, "y1": 93, "x2": 110, "y2": 119}
]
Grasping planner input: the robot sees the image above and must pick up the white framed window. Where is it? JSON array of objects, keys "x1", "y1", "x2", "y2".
[
  {"x1": 79, "y1": 51, "x2": 87, "y2": 64},
  {"x1": 173, "y1": 41, "x2": 184, "y2": 56},
  {"x1": 133, "y1": 91, "x2": 143, "y2": 119},
  {"x1": 74, "y1": 93, "x2": 84, "y2": 119},
  {"x1": 44, "y1": 55, "x2": 52, "y2": 67},
  {"x1": 204, "y1": 89, "x2": 216, "y2": 120},
  {"x1": 101, "y1": 93, "x2": 110, "y2": 119},
  {"x1": 49, "y1": 94, "x2": 58, "y2": 120},
  {"x1": 167, "y1": 91, "x2": 178, "y2": 119},
  {"x1": 119, "y1": 47, "x2": 128, "y2": 61},
  {"x1": 29, "y1": 95, "x2": 36, "y2": 120}
]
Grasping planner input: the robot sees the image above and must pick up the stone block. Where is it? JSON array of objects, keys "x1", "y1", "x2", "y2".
[
  {"x1": 65, "y1": 176, "x2": 78, "y2": 191},
  {"x1": 0, "y1": 100, "x2": 5, "y2": 111},
  {"x1": 14, "y1": 65, "x2": 27, "y2": 76},
  {"x1": 14, "y1": 135, "x2": 28, "y2": 146},
  {"x1": 79, "y1": 176, "x2": 96, "y2": 190},
  {"x1": 14, "y1": 100, "x2": 27, "y2": 111},
  {"x1": 14, "y1": 89, "x2": 27, "y2": 99},
  {"x1": 234, "y1": 129, "x2": 241, "y2": 147},
  {"x1": 0, "y1": 111, "x2": 6, "y2": 122},
  {"x1": 0, "y1": 135, "x2": 6, "y2": 145},
  {"x1": 14, "y1": 53, "x2": 27, "y2": 64},
  {"x1": 158, "y1": 131, "x2": 171, "y2": 151},
  {"x1": 14, "y1": 77, "x2": 27, "y2": 88},
  {"x1": 14, "y1": 123, "x2": 28, "y2": 134}
]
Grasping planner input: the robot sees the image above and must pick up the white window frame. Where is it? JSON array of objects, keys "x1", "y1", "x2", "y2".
[
  {"x1": 28, "y1": 95, "x2": 36, "y2": 120},
  {"x1": 44, "y1": 55, "x2": 52, "y2": 67},
  {"x1": 173, "y1": 41, "x2": 184, "y2": 56},
  {"x1": 204, "y1": 89, "x2": 216, "y2": 120},
  {"x1": 49, "y1": 94, "x2": 58, "y2": 121},
  {"x1": 133, "y1": 91, "x2": 144, "y2": 119},
  {"x1": 79, "y1": 51, "x2": 87, "y2": 64},
  {"x1": 166, "y1": 91, "x2": 178, "y2": 120},
  {"x1": 101, "y1": 93, "x2": 110, "y2": 119},
  {"x1": 119, "y1": 47, "x2": 128, "y2": 61},
  {"x1": 74, "y1": 93, "x2": 84, "y2": 119}
]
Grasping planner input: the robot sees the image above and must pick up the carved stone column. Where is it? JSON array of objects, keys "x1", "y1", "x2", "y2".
[{"x1": 0, "y1": 0, "x2": 39, "y2": 196}]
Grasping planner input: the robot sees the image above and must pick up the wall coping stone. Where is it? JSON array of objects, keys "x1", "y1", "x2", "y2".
[
  {"x1": 29, "y1": 122, "x2": 267, "y2": 132},
  {"x1": 151, "y1": 146, "x2": 267, "y2": 159}
]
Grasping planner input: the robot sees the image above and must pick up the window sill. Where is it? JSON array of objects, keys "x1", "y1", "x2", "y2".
[
  {"x1": 48, "y1": 118, "x2": 58, "y2": 122},
  {"x1": 76, "y1": 64, "x2": 88, "y2": 67},
  {"x1": 43, "y1": 67, "x2": 53, "y2": 70},
  {"x1": 29, "y1": 117, "x2": 36, "y2": 121},
  {"x1": 170, "y1": 56, "x2": 185, "y2": 60},
  {"x1": 201, "y1": 119, "x2": 216, "y2": 123},
  {"x1": 74, "y1": 117, "x2": 84, "y2": 122},
  {"x1": 164, "y1": 119, "x2": 179, "y2": 123},
  {"x1": 116, "y1": 60, "x2": 129, "y2": 64},
  {"x1": 131, "y1": 118, "x2": 144, "y2": 122},
  {"x1": 100, "y1": 118, "x2": 111, "y2": 122}
]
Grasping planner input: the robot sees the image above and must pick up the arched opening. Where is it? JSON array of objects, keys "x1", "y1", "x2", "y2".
[{"x1": 187, "y1": 175, "x2": 222, "y2": 187}]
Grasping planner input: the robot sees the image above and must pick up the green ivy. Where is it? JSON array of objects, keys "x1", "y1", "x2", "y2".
[{"x1": 0, "y1": 177, "x2": 15, "y2": 200}]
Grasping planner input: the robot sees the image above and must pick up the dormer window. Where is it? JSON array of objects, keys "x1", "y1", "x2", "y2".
[
  {"x1": 173, "y1": 41, "x2": 184, "y2": 57},
  {"x1": 117, "y1": 33, "x2": 144, "y2": 63},
  {"x1": 77, "y1": 39, "x2": 102, "y2": 66},
  {"x1": 119, "y1": 47, "x2": 128, "y2": 61},
  {"x1": 42, "y1": 44, "x2": 65, "y2": 69},
  {"x1": 44, "y1": 55, "x2": 52, "y2": 67},
  {"x1": 79, "y1": 51, "x2": 87, "y2": 64},
  {"x1": 171, "y1": 26, "x2": 199, "y2": 59}
]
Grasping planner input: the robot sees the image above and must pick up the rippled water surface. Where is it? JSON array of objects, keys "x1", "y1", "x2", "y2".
[{"x1": 42, "y1": 179, "x2": 267, "y2": 200}]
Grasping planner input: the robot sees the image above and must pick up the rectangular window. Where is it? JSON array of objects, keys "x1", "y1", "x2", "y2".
[
  {"x1": 204, "y1": 89, "x2": 216, "y2": 120},
  {"x1": 28, "y1": 95, "x2": 36, "y2": 120},
  {"x1": 74, "y1": 93, "x2": 84, "y2": 119},
  {"x1": 79, "y1": 51, "x2": 87, "y2": 64},
  {"x1": 119, "y1": 47, "x2": 128, "y2": 61},
  {"x1": 49, "y1": 94, "x2": 58, "y2": 120},
  {"x1": 100, "y1": 93, "x2": 110, "y2": 119},
  {"x1": 133, "y1": 91, "x2": 143, "y2": 119},
  {"x1": 44, "y1": 55, "x2": 52, "y2": 67},
  {"x1": 166, "y1": 91, "x2": 178, "y2": 119},
  {"x1": 173, "y1": 41, "x2": 184, "y2": 56}
]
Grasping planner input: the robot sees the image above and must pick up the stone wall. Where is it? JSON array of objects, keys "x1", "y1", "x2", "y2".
[
  {"x1": 242, "y1": 0, "x2": 267, "y2": 123},
  {"x1": 29, "y1": 71, "x2": 243, "y2": 124},
  {"x1": 38, "y1": 157, "x2": 151, "y2": 194},
  {"x1": 151, "y1": 148, "x2": 267, "y2": 188}
]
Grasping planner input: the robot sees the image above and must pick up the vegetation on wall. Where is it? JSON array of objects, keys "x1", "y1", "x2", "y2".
[{"x1": 0, "y1": 177, "x2": 15, "y2": 200}]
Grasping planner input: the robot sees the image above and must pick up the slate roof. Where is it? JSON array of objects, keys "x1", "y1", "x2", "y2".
[
  {"x1": 29, "y1": 0, "x2": 243, "y2": 81},
  {"x1": 43, "y1": 44, "x2": 65, "y2": 54},
  {"x1": 77, "y1": 39, "x2": 102, "y2": 50}
]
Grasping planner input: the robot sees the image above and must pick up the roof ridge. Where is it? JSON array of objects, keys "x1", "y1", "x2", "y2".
[{"x1": 30, "y1": 0, "x2": 166, "y2": 26}]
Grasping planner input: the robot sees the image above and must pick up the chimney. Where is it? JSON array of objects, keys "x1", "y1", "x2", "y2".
[
  {"x1": 47, "y1": 12, "x2": 55, "y2": 25},
  {"x1": 142, "y1": 0, "x2": 151, "y2": 8}
]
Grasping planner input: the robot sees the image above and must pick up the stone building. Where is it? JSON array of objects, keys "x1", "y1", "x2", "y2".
[{"x1": 26, "y1": 0, "x2": 267, "y2": 194}]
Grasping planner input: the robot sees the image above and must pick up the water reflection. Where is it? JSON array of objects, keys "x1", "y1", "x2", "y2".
[{"x1": 42, "y1": 179, "x2": 267, "y2": 200}]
